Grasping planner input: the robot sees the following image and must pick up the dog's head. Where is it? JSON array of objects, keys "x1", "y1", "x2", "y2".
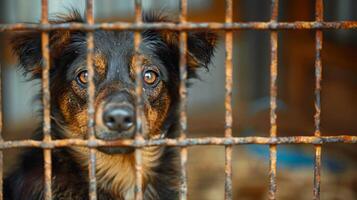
[{"x1": 11, "y1": 11, "x2": 217, "y2": 154}]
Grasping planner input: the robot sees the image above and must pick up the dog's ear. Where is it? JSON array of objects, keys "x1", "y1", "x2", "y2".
[
  {"x1": 143, "y1": 13, "x2": 218, "y2": 79},
  {"x1": 186, "y1": 31, "x2": 217, "y2": 78},
  {"x1": 11, "y1": 10, "x2": 84, "y2": 79},
  {"x1": 11, "y1": 31, "x2": 43, "y2": 78},
  {"x1": 145, "y1": 30, "x2": 218, "y2": 79}
]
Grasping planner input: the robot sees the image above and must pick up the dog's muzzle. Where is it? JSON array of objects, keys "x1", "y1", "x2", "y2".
[
  {"x1": 103, "y1": 104, "x2": 135, "y2": 132},
  {"x1": 95, "y1": 92, "x2": 136, "y2": 154}
]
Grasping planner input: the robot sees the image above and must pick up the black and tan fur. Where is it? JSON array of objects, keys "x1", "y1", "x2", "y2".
[{"x1": 4, "y1": 10, "x2": 217, "y2": 200}]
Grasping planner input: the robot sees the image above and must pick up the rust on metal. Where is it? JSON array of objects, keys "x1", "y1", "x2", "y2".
[
  {"x1": 314, "y1": 0, "x2": 323, "y2": 199},
  {"x1": 134, "y1": 0, "x2": 144, "y2": 199},
  {"x1": 40, "y1": 0, "x2": 52, "y2": 199},
  {"x1": 1, "y1": 21, "x2": 357, "y2": 32},
  {"x1": 0, "y1": 136, "x2": 355, "y2": 149},
  {"x1": 2, "y1": 1, "x2": 357, "y2": 200},
  {"x1": 224, "y1": 0, "x2": 233, "y2": 199},
  {"x1": 85, "y1": 0, "x2": 97, "y2": 199},
  {"x1": 269, "y1": 0, "x2": 279, "y2": 200},
  {"x1": 179, "y1": 0, "x2": 188, "y2": 199}
]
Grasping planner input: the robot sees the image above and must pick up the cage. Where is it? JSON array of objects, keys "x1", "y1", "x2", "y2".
[{"x1": 0, "y1": 0, "x2": 356, "y2": 200}]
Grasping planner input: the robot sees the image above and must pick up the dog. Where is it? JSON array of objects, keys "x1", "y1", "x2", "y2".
[{"x1": 4, "y1": 10, "x2": 217, "y2": 200}]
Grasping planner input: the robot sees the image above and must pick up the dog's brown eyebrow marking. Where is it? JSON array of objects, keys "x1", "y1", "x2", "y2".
[
  {"x1": 94, "y1": 53, "x2": 107, "y2": 76},
  {"x1": 129, "y1": 54, "x2": 150, "y2": 80}
]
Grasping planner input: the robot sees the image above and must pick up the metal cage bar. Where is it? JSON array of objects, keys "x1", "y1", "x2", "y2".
[
  {"x1": 224, "y1": 0, "x2": 233, "y2": 199},
  {"x1": 0, "y1": 136, "x2": 355, "y2": 149},
  {"x1": 40, "y1": 0, "x2": 52, "y2": 199},
  {"x1": 85, "y1": 0, "x2": 98, "y2": 199},
  {"x1": 269, "y1": 0, "x2": 279, "y2": 199},
  {"x1": 313, "y1": 0, "x2": 324, "y2": 199},
  {"x1": 179, "y1": 0, "x2": 188, "y2": 199},
  {"x1": 1, "y1": 21, "x2": 356, "y2": 32},
  {"x1": 134, "y1": 0, "x2": 144, "y2": 199},
  {"x1": 1, "y1": 1, "x2": 356, "y2": 200}
]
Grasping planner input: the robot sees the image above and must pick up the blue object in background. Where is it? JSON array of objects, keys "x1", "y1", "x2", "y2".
[{"x1": 242, "y1": 130, "x2": 346, "y2": 173}]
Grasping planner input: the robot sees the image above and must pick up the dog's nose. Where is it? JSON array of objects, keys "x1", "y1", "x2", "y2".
[{"x1": 103, "y1": 106, "x2": 135, "y2": 132}]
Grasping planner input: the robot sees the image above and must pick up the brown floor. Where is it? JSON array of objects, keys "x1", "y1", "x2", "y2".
[{"x1": 187, "y1": 146, "x2": 357, "y2": 200}]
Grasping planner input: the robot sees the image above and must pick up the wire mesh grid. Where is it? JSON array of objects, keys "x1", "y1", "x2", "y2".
[{"x1": 0, "y1": 0, "x2": 357, "y2": 200}]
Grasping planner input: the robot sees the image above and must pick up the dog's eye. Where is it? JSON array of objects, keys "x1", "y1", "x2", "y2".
[
  {"x1": 76, "y1": 70, "x2": 88, "y2": 85},
  {"x1": 143, "y1": 70, "x2": 159, "y2": 85}
]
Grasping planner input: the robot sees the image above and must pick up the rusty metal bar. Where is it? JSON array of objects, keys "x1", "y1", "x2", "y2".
[
  {"x1": 269, "y1": 0, "x2": 279, "y2": 200},
  {"x1": 0, "y1": 64, "x2": 3, "y2": 200},
  {"x1": 224, "y1": 0, "x2": 233, "y2": 199},
  {"x1": 40, "y1": 0, "x2": 52, "y2": 199},
  {"x1": 85, "y1": 0, "x2": 97, "y2": 199},
  {"x1": 314, "y1": 1, "x2": 324, "y2": 199},
  {"x1": 179, "y1": 0, "x2": 188, "y2": 199},
  {"x1": 0, "y1": 136, "x2": 355, "y2": 149},
  {"x1": 134, "y1": 0, "x2": 144, "y2": 199},
  {"x1": 1, "y1": 21, "x2": 357, "y2": 32}
]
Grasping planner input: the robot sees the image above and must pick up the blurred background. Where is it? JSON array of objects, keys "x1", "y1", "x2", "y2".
[{"x1": 0, "y1": 0, "x2": 356, "y2": 199}]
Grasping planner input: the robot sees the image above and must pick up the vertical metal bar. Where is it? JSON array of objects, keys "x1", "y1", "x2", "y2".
[
  {"x1": 134, "y1": 0, "x2": 144, "y2": 199},
  {"x1": 224, "y1": 0, "x2": 233, "y2": 199},
  {"x1": 0, "y1": 65, "x2": 3, "y2": 200},
  {"x1": 314, "y1": 1, "x2": 323, "y2": 199},
  {"x1": 85, "y1": 0, "x2": 97, "y2": 199},
  {"x1": 269, "y1": 0, "x2": 279, "y2": 200},
  {"x1": 179, "y1": 0, "x2": 188, "y2": 199},
  {"x1": 41, "y1": 0, "x2": 52, "y2": 199}
]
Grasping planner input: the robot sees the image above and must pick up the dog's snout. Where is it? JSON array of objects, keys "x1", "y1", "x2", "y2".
[
  {"x1": 96, "y1": 92, "x2": 137, "y2": 143},
  {"x1": 103, "y1": 105, "x2": 135, "y2": 132}
]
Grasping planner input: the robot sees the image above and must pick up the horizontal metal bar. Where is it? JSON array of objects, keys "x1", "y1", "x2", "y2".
[
  {"x1": 0, "y1": 136, "x2": 355, "y2": 149},
  {"x1": 1, "y1": 21, "x2": 356, "y2": 32}
]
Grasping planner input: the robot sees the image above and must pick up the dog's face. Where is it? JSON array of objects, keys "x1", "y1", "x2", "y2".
[{"x1": 11, "y1": 12, "x2": 217, "y2": 154}]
